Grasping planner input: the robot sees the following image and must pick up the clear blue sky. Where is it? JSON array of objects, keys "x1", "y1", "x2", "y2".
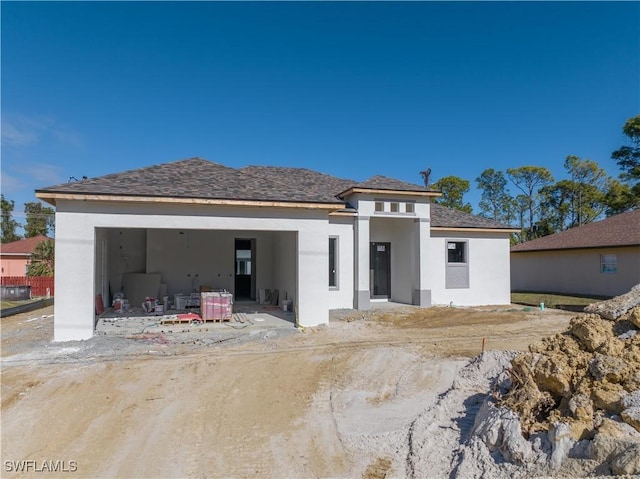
[{"x1": 2, "y1": 1, "x2": 638, "y2": 222}]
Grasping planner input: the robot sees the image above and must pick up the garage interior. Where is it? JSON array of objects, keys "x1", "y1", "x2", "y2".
[{"x1": 93, "y1": 227, "x2": 299, "y2": 331}]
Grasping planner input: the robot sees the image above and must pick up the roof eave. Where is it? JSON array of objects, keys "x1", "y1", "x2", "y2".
[
  {"x1": 35, "y1": 191, "x2": 57, "y2": 206},
  {"x1": 431, "y1": 226, "x2": 520, "y2": 233},
  {"x1": 511, "y1": 243, "x2": 640, "y2": 253},
  {"x1": 35, "y1": 191, "x2": 346, "y2": 210}
]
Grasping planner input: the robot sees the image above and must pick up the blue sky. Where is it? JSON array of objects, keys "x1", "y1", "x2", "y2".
[{"x1": 2, "y1": 1, "x2": 638, "y2": 224}]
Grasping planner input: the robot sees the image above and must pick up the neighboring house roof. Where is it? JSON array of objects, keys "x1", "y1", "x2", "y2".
[
  {"x1": 511, "y1": 209, "x2": 640, "y2": 252},
  {"x1": 1, "y1": 235, "x2": 52, "y2": 255},
  {"x1": 430, "y1": 204, "x2": 515, "y2": 230}
]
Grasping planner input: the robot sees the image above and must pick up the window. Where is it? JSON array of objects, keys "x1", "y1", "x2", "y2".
[
  {"x1": 375, "y1": 201, "x2": 384, "y2": 212},
  {"x1": 390, "y1": 202, "x2": 399, "y2": 212},
  {"x1": 329, "y1": 237, "x2": 338, "y2": 288},
  {"x1": 446, "y1": 241, "x2": 469, "y2": 289},
  {"x1": 405, "y1": 202, "x2": 415, "y2": 213},
  {"x1": 447, "y1": 241, "x2": 466, "y2": 263},
  {"x1": 601, "y1": 254, "x2": 617, "y2": 273},
  {"x1": 235, "y1": 249, "x2": 252, "y2": 274}
]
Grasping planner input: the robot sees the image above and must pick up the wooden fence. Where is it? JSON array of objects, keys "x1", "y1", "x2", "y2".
[{"x1": 0, "y1": 276, "x2": 54, "y2": 297}]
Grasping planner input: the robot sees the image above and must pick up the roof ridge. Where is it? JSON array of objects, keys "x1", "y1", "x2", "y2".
[{"x1": 38, "y1": 157, "x2": 227, "y2": 191}]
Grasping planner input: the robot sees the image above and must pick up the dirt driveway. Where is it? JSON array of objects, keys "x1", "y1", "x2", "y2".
[{"x1": 1, "y1": 304, "x2": 572, "y2": 478}]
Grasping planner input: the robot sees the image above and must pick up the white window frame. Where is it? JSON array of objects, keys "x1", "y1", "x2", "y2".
[{"x1": 600, "y1": 254, "x2": 617, "y2": 273}]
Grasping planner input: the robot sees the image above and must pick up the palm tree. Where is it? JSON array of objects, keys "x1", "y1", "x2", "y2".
[{"x1": 27, "y1": 239, "x2": 54, "y2": 277}]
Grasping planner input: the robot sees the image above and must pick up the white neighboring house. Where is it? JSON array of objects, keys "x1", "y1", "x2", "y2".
[
  {"x1": 36, "y1": 158, "x2": 517, "y2": 341},
  {"x1": 511, "y1": 209, "x2": 640, "y2": 298}
]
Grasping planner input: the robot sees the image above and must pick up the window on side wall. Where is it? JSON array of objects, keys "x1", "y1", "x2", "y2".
[
  {"x1": 447, "y1": 241, "x2": 466, "y2": 263},
  {"x1": 600, "y1": 254, "x2": 617, "y2": 273},
  {"x1": 329, "y1": 237, "x2": 338, "y2": 288}
]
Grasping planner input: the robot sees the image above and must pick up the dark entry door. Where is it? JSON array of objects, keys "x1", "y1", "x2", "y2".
[
  {"x1": 370, "y1": 242, "x2": 391, "y2": 298},
  {"x1": 235, "y1": 239, "x2": 255, "y2": 300}
]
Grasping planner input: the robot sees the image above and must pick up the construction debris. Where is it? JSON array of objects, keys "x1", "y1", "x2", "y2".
[{"x1": 469, "y1": 285, "x2": 640, "y2": 476}]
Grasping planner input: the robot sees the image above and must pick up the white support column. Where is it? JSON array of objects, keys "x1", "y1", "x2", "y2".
[
  {"x1": 54, "y1": 212, "x2": 96, "y2": 341},
  {"x1": 354, "y1": 215, "x2": 371, "y2": 310},
  {"x1": 412, "y1": 217, "x2": 432, "y2": 306},
  {"x1": 296, "y1": 225, "x2": 329, "y2": 327}
]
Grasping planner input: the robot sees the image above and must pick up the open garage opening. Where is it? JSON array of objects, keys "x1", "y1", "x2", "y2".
[{"x1": 94, "y1": 227, "x2": 298, "y2": 329}]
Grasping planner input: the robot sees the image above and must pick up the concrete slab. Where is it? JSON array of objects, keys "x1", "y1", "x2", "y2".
[{"x1": 96, "y1": 302, "x2": 296, "y2": 337}]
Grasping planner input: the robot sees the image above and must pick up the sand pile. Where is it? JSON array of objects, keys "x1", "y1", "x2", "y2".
[{"x1": 469, "y1": 285, "x2": 640, "y2": 476}]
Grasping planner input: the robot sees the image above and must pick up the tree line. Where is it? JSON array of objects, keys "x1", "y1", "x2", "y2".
[
  {"x1": 1, "y1": 116, "x2": 637, "y2": 248},
  {"x1": 431, "y1": 115, "x2": 639, "y2": 243},
  {"x1": 1, "y1": 197, "x2": 55, "y2": 276},
  {"x1": 1, "y1": 196, "x2": 55, "y2": 243}
]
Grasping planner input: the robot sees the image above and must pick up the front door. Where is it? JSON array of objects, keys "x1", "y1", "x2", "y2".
[
  {"x1": 235, "y1": 239, "x2": 255, "y2": 300},
  {"x1": 370, "y1": 242, "x2": 391, "y2": 299}
]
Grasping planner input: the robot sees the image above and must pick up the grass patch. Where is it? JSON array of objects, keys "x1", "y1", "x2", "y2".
[
  {"x1": 511, "y1": 292, "x2": 610, "y2": 310},
  {"x1": 0, "y1": 298, "x2": 41, "y2": 310}
]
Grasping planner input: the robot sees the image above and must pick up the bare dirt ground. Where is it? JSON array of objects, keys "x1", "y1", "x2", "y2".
[{"x1": 1, "y1": 304, "x2": 573, "y2": 478}]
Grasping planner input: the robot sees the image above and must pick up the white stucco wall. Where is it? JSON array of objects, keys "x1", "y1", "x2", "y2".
[
  {"x1": 429, "y1": 231, "x2": 512, "y2": 306},
  {"x1": 351, "y1": 193, "x2": 431, "y2": 219},
  {"x1": 347, "y1": 193, "x2": 432, "y2": 308},
  {"x1": 54, "y1": 209, "x2": 96, "y2": 341},
  {"x1": 105, "y1": 228, "x2": 147, "y2": 294},
  {"x1": 145, "y1": 229, "x2": 278, "y2": 296},
  {"x1": 327, "y1": 217, "x2": 354, "y2": 309},
  {"x1": 53, "y1": 200, "x2": 330, "y2": 341},
  {"x1": 511, "y1": 247, "x2": 640, "y2": 297},
  {"x1": 270, "y1": 231, "x2": 297, "y2": 306}
]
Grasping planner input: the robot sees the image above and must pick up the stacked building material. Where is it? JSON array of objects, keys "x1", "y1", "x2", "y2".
[{"x1": 201, "y1": 292, "x2": 233, "y2": 322}]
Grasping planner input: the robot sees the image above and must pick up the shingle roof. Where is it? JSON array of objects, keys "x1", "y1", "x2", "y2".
[
  {"x1": 36, "y1": 157, "x2": 514, "y2": 231},
  {"x1": 239, "y1": 165, "x2": 355, "y2": 203},
  {"x1": 36, "y1": 158, "x2": 350, "y2": 204},
  {"x1": 511, "y1": 209, "x2": 640, "y2": 252},
  {"x1": 355, "y1": 175, "x2": 434, "y2": 192},
  {"x1": 430, "y1": 204, "x2": 515, "y2": 229},
  {"x1": 36, "y1": 157, "x2": 437, "y2": 204},
  {"x1": 1, "y1": 235, "x2": 52, "y2": 254}
]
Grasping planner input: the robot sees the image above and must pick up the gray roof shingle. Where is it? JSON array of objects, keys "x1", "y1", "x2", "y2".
[
  {"x1": 36, "y1": 157, "x2": 514, "y2": 230},
  {"x1": 354, "y1": 175, "x2": 434, "y2": 192},
  {"x1": 36, "y1": 158, "x2": 349, "y2": 204},
  {"x1": 37, "y1": 158, "x2": 437, "y2": 204},
  {"x1": 430, "y1": 203, "x2": 515, "y2": 229},
  {"x1": 239, "y1": 165, "x2": 355, "y2": 203},
  {"x1": 511, "y1": 209, "x2": 640, "y2": 252}
]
